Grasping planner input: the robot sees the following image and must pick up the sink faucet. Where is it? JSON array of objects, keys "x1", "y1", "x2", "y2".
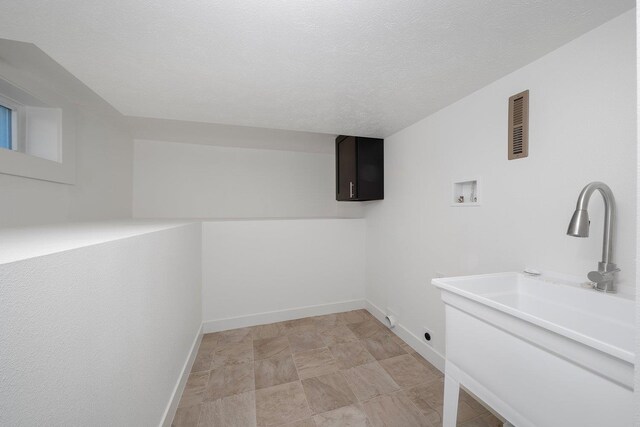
[{"x1": 566, "y1": 182, "x2": 619, "y2": 293}]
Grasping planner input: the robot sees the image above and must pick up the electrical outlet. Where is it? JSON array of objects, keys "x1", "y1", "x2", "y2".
[{"x1": 422, "y1": 327, "x2": 433, "y2": 345}]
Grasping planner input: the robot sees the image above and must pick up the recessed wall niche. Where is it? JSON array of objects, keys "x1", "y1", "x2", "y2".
[{"x1": 452, "y1": 179, "x2": 479, "y2": 207}]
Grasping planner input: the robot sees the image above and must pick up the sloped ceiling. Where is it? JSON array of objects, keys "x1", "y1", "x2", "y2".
[{"x1": 0, "y1": 0, "x2": 634, "y2": 137}]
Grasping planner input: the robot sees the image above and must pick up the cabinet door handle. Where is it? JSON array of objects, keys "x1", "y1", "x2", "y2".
[{"x1": 350, "y1": 181, "x2": 354, "y2": 198}]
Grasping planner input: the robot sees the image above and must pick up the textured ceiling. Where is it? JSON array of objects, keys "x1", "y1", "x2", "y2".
[{"x1": 0, "y1": 0, "x2": 634, "y2": 137}]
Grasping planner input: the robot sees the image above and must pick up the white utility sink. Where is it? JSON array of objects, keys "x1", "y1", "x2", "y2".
[{"x1": 432, "y1": 272, "x2": 635, "y2": 427}]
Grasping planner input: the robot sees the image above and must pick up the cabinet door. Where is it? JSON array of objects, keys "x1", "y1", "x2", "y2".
[
  {"x1": 336, "y1": 136, "x2": 357, "y2": 200},
  {"x1": 356, "y1": 137, "x2": 384, "y2": 200}
]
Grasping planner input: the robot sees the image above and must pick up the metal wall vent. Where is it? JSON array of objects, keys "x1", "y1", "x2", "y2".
[{"x1": 508, "y1": 90, "x2": 529, "y2": 160}]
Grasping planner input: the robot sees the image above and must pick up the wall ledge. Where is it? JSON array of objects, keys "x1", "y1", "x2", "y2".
[{"x1": 0, "y1": 220, "x2": 197, "y2": 265}]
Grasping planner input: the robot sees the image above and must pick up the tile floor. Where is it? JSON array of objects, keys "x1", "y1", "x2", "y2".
[{"x1": 173, "y1": 309, "x2": 502, "y2": 427}]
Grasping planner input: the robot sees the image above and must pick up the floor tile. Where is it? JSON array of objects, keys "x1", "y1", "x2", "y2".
[
  {"x1": 301, "y1": 372, "x2": 358, "y2": 415},
  {"x1": 458, "y1": 413, "x2": 503, "y2": 427},
  {"x1": 313, "y1": 404, "x2": 370, "y2": 427},
  {"x1": 403, "y1": 379, "x2": 445, "y2": 412},
  {"x1": 197, "y1": 401, "x2": 219, "y2": 426},
  {"x1": 179, "y1": 371, "x2": 211, "y2": 408},
  {"x1": 409, "y1": 351, "x2": 444, "y2": 379},
  {"x1": 379, "y1": 354, "x2": 439, "y2": 388},
  {"x1": 285, "y1": 317, "x2": 319, "y2": 335},
  {"x1": 347, "y1": 321, "x2": 388, "y2": 340},
  {"x1": 255, "y1": 354, "x2": 299, "y2": 389},
  {"x1": 200, "y1": 333, "x2": 219, "y2": 352},
  {"x1": 389, "y1": 333, "x2": 405, "y2": 345},
  {"x1": 192, "y1": 347, "x2": 215, "y2": 373},
  {"x1": 403, "y1": 380, "x2": 483, "y2": 424},
  {"x1": 341, "y1": 362, "x2": 400, "y2": 401},
  {"x1": 312, "y1": 313, "x2": 346, "y2": 331},
  {"x1": 254, "y1": 336, "x2": 291, "y2": 360},
  {"x1": 360, "y1": 334, "x2": 406, "y2": 361},
  {"x1": 362, "y1": 393, "x2": 432, "y2": 427},
  {"x1": 206, "y1": 363, "x2": 255, "y2": 401},
  {"x1": 288, "y1": 330, "x2": 326, "y2": 353},
  {"x1": 211, "y1": 341, "x2": 253, "y2": 369},
  {"x1": 293, "y1": 348, "x2": 339, "y2": 379},
  {"x1": 389, "y1": 334, "x2": 414, "y2": 354},
  {"x1": 361, "y1": 311, "x2": 377, "y2": 321},
  {"x1": 217, "y1": 327, "x2": 253, "y2": 346},
  {"x1": 255, "y1": 381, "x2": 312, "y2": 426},
  {"x1": 328, "y1": 341, "x2": 376, "y2": 369},
  {"x1": 198, "y1": 391, "x2": 257, "y2": 427},
  {"x1": 460, "y1": 389, "x2": 489, "y2": 414},
  {"x1": 338, "y1": 310, "x2": 369, "y2": 324},
  {"x1": 173, "y1": 404, "x2": 202, "y2": 427},
  {"x1": 280, "y1": 419, "x2": 317, "y2": 427},
  {"x1": 252, "y1": 322, "x2": 290, "y2": 340},
  {"x1": 397, "y1": 340, "x2": 414, "y2": 354},
  {"x1": 319, "y1": 325, "x2": 359, "y2": 346},
  {"x1": 401, "y1": 385, "x2": 443, "y2": 425},
  {"x1": 195, "y1": 330, "x2": 218, "y2": 350},
  {"x1": 455, "y1": 400, "x2": 489, "y2": 424}
]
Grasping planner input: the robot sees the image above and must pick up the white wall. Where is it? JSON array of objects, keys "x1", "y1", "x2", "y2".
[
  {"x1": 0, "y1": 41, "x2": 133, "y2": 228},
  {"x1": 0, "y1": 223, "x2": 202, "y2": 426},
  {"x1": 202, "y1": 219, "x2": 366, "y2": 330},
  {"x1": 133, "y1": 139, "x2": 363, "y2": 219},
  {"x1": 635, "y1": 6, "x2": 640, "y2": 425},
  {"x1": 0, "y1": 111, "x2": 132, "y2": 227},
  {"x1": 365, "y1": 10, "x2": 637, "y2": 361}
]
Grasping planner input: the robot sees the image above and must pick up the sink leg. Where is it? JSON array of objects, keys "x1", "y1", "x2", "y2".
[{"x1": 443, "y1": 374, "x2": 460, "y2": 427}]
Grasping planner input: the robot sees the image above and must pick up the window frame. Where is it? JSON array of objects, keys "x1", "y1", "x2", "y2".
[
  {"x1": 0, "y1": 74, "x2": 75, "y2": 185},
  {"x1": 0, "y1": 93, "x2": 19, "y2": 152}
]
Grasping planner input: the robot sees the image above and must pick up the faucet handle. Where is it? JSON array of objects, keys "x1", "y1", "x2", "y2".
[
  {"x1": 587, "y1": 269, "x2": 618, "y2": 283},
  {"x1": 587, "y1": 269, "x2": 619, "y2": 293},
  {"x1": 587, "y1": 267, "x2": 620, "y2": 292}
]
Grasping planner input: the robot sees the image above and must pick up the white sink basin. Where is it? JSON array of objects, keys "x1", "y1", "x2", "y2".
[
  {"x1": 432, "y1": 271, "x2": 635, "y2": 427},
  {"x1": 432, "y1": 271, "x2": 634, "y2": 363}
]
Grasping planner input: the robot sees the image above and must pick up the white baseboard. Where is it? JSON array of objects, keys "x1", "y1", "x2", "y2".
[
  {"x1": 160, "y1": 325, "x2": 203, "y2": 427},
  {"x1": 202, "y1": 299, "x2": 365, "y2": 333},
  {"x1": 365, "y1": 300, "x2": 445, "y2": 372}
]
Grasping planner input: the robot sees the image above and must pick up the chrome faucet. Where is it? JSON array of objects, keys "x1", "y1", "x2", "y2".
[{"x1": 567, "y1": 182, "x2": 619, "y2": 293}]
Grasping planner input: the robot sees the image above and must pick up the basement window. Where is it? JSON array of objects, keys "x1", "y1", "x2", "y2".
[
  {"x1": 0, "y1": 75, "x2": 73, "y2": 184},
  {"x1": 0, "y1": 99, "x2": 16, "y2": 150},
  {"x1": 0, "y1": 93, "x2": 62, "y2": 162}
]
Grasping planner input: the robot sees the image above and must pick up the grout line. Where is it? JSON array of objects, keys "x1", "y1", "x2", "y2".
[
  {"x1": 245, "y1": 330, "x2": 259, "y2": 427},
  {"x1": 249, "y1": 332, "x2": 259, "y2": 427},
  {"x1": 292, "y1": 352, "x2": 315, "y2": 423},
  {"x1": 194, "y1": 406, "x2": 203, "y2": 427}
]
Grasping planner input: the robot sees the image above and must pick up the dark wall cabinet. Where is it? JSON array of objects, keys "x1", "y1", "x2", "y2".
[{"x1": 336, "y1": 135, "x2": 384, "y2": 201}]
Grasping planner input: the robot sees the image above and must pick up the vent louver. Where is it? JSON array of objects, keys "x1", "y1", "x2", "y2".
[{"x1": 508, "y1": 90, "x2": 529, "y2": 160}]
